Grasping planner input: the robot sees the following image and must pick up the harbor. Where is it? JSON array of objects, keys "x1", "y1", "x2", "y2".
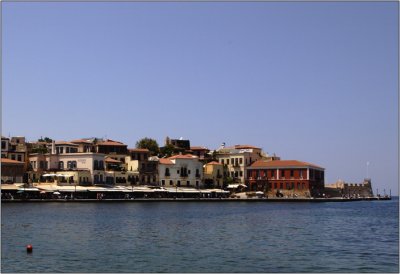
[{"x1": 1, "y1": 183, "x2": 391, "y2": 203}]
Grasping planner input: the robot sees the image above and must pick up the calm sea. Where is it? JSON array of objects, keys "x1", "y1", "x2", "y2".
[{"x1": 1, "y1": 198, "x2": 399, "y2": 273}]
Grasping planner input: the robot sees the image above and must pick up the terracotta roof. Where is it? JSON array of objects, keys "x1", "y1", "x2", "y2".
[
  {"x1": 207, "y1": 161, "x2": 222, "y2": 165},
  {"x1": 128, "y1": 148, "x2": 149, "y2": 152},
  {"x1": 159, "y1": 158, "x2": 174, "y2": 165},
  {"x1": 70, "y1": 139, "x2": 93, "y2": 144},
  {"x1": 234, "y1": 144, "x2": 261, "y2": 149},
  {"x1": 168, "y1": 154, "x2": 199, "y2": 160},
  {"x1": 190, "y1": 146, "x2": 209, "y2": 151},
  {"x1": 250, "y1": 160, "x2": 324, "y2": 169},
  {"x1": 104, "y1": 157, "x2": 122, "y2": 163},
  {"x1": 97, "y1": 139, "x2": 127, "y2": 146},
  {"x1": 54, "y1": 141, "x2": 79, "y2": 146},
  {"x1": 1, "y1": 158, "x2": 24, "y2": 165}
]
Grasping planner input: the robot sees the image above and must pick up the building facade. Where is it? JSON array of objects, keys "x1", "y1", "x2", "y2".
[
  {"x1": 203, "y1": 161, "x2": 223, "y2": 188},
  {"x1": 246, "y1": 160, "x2": 325, "y2": 197},
  {"x1": 215, "y1": 144, "x2": 266, "y2": 184},
  {"x1": 158, "y1": 154, "x2": 203, "y2": 188},
  {"x1": 1, "y1": 158, "x2": 25, "y2": 184}
]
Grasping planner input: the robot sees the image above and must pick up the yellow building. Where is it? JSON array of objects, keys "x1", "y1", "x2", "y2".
[{"x1": 204, "y1": 161, "x2": 224, "y2": 188}]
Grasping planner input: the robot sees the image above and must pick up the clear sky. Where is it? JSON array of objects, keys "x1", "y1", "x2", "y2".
[{"x1": 2, "y1": 2, "x2": 398, "y2": 194}]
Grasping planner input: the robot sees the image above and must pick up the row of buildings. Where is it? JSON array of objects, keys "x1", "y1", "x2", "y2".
[{"x1": 1, "y1": 135, "x2": 371, "y2": 198}]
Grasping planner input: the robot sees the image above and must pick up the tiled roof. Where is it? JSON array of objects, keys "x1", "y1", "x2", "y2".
[
  {"x1": 250, "y1": 160, "x2": 324, "y2": 169},
  {"x1": 159, "y1": 158, "x2": 174, "y2": 165},
  {"x1": 70, "y1": 139, "x2": 93, "y2": 144},
  {"x1": 234, "y1": 144, "x2": 260, "y2": 149},
  {"x1": 206, "y1": 161, "x2": 222, "y2": 165},
  {"x1": 1, "y1": 158, "x2": 24, "y2": 165},
  {"x1": 168, "y1": 154, "x2": 199, "y2": 160},
  {"x1": 97, "y1": 139, "x2": 127, "y2": 146},
  {"x1": 104, "y1": 157, "x2": 122, "y2": 163},
  {"x1": 128, "y1": 148, "x2": 149, "y2": 152},
  {"x1": 54, "y1": 141, "x2": 79, "y2": 146}
]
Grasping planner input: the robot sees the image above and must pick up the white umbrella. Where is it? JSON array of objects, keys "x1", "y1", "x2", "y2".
[{"x1": 53, "y1": 191, "x2": 61, "y2": 195}]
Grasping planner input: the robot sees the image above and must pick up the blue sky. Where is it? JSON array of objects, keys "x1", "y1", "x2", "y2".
[{"x1": 2, "y1": 2, "x2": 398, "y2": 194}]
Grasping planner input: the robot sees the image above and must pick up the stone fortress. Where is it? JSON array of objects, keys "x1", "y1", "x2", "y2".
[{"x1": 324, "y1": 178, "x2": 373, "y2": 198}]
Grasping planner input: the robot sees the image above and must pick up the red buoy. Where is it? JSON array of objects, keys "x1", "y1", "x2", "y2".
[{"x1": 26, "y1": 244, "x2": 33, "y2": 253}]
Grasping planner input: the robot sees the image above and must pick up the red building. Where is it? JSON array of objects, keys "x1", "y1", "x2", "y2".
[{"x1": 246, "y1": 160, "x2": 325, "y2": 197}]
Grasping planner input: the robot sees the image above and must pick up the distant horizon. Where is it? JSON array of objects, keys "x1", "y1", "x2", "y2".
[{"x1": 2, "y1": 2, "x2": 398, "y2": 194}]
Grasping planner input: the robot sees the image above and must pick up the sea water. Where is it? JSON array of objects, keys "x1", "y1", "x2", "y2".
[{"x1": 1, "y1": 198, "x2": 398, "y2": 273}]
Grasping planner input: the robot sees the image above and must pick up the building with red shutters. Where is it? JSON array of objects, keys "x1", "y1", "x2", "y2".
[{"x1": 246, "y1": 160, "x2": 325, "y2": 197}]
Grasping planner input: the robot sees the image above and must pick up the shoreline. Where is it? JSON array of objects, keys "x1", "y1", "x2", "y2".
[{"x1": 1, "y1": 196, "x2": 392, "y2": 203}]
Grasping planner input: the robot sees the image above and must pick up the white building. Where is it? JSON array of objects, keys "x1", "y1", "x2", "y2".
[
  {"x1": 158, "y1": 154, "x2": 203, "y2": 188},
  {"x1": 215, "y1": 144, "x2": 278, "y2": 184}
]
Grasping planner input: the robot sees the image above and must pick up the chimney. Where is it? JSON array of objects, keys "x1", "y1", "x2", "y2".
[{"x1": 51, "y1": 140, "x2": 56, "y2": 154}]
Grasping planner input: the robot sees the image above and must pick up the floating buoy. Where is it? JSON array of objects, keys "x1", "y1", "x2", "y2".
[{"x1": 26, "y1": 244, "x2": 33, "y2": 253}]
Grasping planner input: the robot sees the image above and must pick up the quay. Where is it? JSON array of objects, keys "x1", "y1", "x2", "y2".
[{"x1": 1, "y1": 196, "x2": 392, "y2": 203}]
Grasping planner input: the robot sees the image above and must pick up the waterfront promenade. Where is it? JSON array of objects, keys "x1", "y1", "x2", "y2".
[{"x1": 2, "y1": 196, "x2": 391, "y2": 203}]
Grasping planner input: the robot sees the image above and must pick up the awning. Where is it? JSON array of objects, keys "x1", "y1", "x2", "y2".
[
  {"x1": 17, "y1": 188, "x2": 40, "y2": 192},
  {"x1": 227, "y1": 184, "x2": 247, "y2": 189}
]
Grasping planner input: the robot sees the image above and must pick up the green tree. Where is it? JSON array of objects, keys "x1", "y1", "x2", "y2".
[
  {"x1": 135, "y1": 137, "x2": 160, "y2": 156},
  {"x1": 38, "y1": 136, "x2": 53, "y2": 143},
  {"x1": 159, "y1": 144, "x2": 176, "y2": 158}
]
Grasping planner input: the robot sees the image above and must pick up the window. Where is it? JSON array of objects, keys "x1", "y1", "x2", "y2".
[
  {"x1": 170, "y1": 180, "x2": 173, "y2": 186},
  {"x1": 60, "y1": 147, "x2": 64, "y2": 154},
  {"x1": 11, "y1": 154, "x2": 15, "y2": 160},
  {"x1": 59, "y1": 161, "x2": 64, "y2": 169},
  {"x1": 188, "y1": 169, "x2": 191, "y2": 174},
  {"x1": 280, "y1": 182, "x2": 283, "y2": 189},
  {"x1": 300, "y1": 170, "x2": 303, "y2": 179},
  {"x1": 186, "y1": 181, "x2": 190, "y2": 187},
  {"x1": 177, "y1": 181, "x2": 181, "y2": 187},
  {"x1": 227, "y1": 159, "x2": 230, "y2": 165},
  {"x1": 274, "y1": 183, "x2": 277, "y2": 189},
  {"x1": 1, "y1": 141, "x2": 5, "y2": 149},
  {"x1": 17, "y1": 155, "x2": 22, "y2": 161},
  {"x1": 281, "y1": 170, "x2": 285, "y2": 178},
  {"x1": 94, "y1": 160, "x2": 99, "y2": 170},
  {"x1": 196, "y1": 181, "x2": 199, "y2": 188},
  {"x1": 231, "y1": 171, "x2": 234, "y2": 177},
  {"x1": 270, "y1": 170, "x2": 274, "y2": 178},
  {"x1": 221, "y1": 159, "x2": 224, "y2": 165},
  {"x1": 40, "y1": 161, "x2": 44, "y2": 169},
  {"x1": 165, "y1": 168, "x2": 170, "y2": 177},
  {"x1": 99, "y1": 161, "x2": 104, "y2": 169},
  {"x1": 234, "y1": 171, "x2": 238, "y2": 178},
  {"x1": 239, "y1": 171, "x2": 243, "y2": 177},
  {"x1": 239, "y1": 158, "x2": 243, "y2": 164},
  {"x1": 290, "y1": 170, "x2": 294, "y2": 177},
  {"x1": 177, "y1": 170, "x2": 180, "y2": 174},
  {"x1": 286, "y1": 182, "x2": 290, "y2": 189},
  {"x1": 162, "y1": 180, "x2": 165, "y2": 186},
  {"x1": 66, "y1": 147, "x2": 70, "y2": 153}
]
